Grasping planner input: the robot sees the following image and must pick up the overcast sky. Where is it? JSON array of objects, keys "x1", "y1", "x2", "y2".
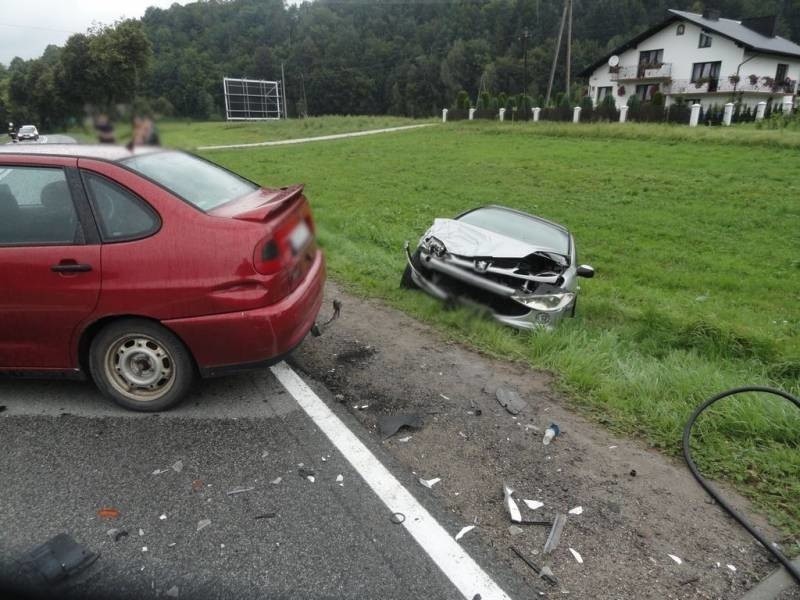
[{"x1": 0, "y1": 0, "x2": 196, "y2": 66}]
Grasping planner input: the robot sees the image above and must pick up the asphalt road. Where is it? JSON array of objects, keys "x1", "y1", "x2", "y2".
[
  {"x1": 0, "y1": 364, "x2": 519, "y2": 600},
  {"x1": 5, "y1": 134, "x2": 76, "y2": 145}
]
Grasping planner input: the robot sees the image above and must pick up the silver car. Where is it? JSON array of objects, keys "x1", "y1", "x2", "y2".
[{"x1": 402, "y1": 205, "x2": 594, "y2": 329}]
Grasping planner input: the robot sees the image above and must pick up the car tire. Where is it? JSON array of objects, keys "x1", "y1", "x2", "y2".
[
  {"x1": 400, "y1": 249, "x2": 422, "y2": 289},
  {"x1": 89, "y1": 319, "x2": 194, "y2": 412}
]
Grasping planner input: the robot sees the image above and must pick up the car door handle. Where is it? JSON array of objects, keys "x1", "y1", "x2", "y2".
[{"x1": 51, "y1": 262, "x2": 93, "y2": 273}]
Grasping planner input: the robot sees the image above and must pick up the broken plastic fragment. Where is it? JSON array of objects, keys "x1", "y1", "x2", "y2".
[
  {"x1": 152, "y1": 468, "x2": 169, "y2": 475},
  {"x1": 377, "y1": 413, "x2": 424, "y2": 440},
  {"x1": 196, "y1": 519, "x2": 211, "y2": 532},
  {"x1": 543, "y1": 513, "x2": 567, "y2": 554},
  {"x1": 727, "y1": 564, "x2": 736, "y2": 572},
  {"x1": 141, "y1": 546, "x2": 148, "y2": 552},
  {"x1": 159, "y1": 514, "x2": 167, "y2": 521},
  {"x1": 508, "y1": 525, "x2": 524, "y2": 536},
  {"x1": 668, "y1": 554, "x2": 683, "y2": 565},
  {"x1": 191, "y1": 479, "x2": 204, "y2": 492},
  {"x1": 298, "y1": 468, "x2": 316, "y2": 479},
  {"x1": 97, "y1": 507, "x2": 120, "y2": 520},
  {"x1": 307, "y1": 476, "x2": 315, "y2": 483},
  {"x1": 569, "y1": 548, "x2": 583, "y2": 564},
  {"x1": 523, "y1": 499, "x2": 544, "y2": 511},
  {"x1": 568, "y1": 506, "x2": 583, "y2": 515},
  {"x1": 171, "y1": 460, "x2": 183, "y2": 473},
  {"x1": 106, "y1": 529, "x2": 119, "y2": 539},
  {"x1": 226, "y1": 486, "x2": 255, "y2": 496},
  {"x1": 166, "y1": 586, "x2": 179, "y2": 598},
  {"x1": 419, "y1": 477, "x2": 441, "y2": 489},
  {"x1": 496, "y1": 386, "x2": 527, "y2": 415},
  {"x1": 336, "y1": 474, "x2": 344, "y2": 483},
  {"x1": 270, "y1": 477, "x2": 282, "y2": 485},
  {"x1": 17, "y1": 534, "x2": 100, "y2": 586},
  {"x1": 503, "y1": 485, "x2": 522, "y2": 523},
  {"x1": 138, "y1": 529, "x2": 144, "y2": 537},
  {"x1": 455, "y1": 525, "x2": 475, "y2": 541},
  {"x1": 542, "y1": 423, "x2": 560, "y2": 445},
  {"x1": 398, "y1": 436, "x2": 412, "y2": 443}
]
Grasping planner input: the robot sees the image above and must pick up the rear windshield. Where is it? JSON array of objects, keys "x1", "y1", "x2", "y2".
[
  {"x1": 122, "y1": 151, "x2": 258, "y2": 211},
  {"x1": 457, "y1": 207, "x2": 570, "y2": 255},
  {"x1": 19, "y1": 126, "x2": 35, "y2": 133}
]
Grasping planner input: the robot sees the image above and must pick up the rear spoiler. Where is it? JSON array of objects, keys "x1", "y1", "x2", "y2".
[{"x1": 232, "y1": 184, "x2": 305, "y2": 222}]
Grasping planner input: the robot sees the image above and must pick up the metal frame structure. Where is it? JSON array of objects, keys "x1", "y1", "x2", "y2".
[{"x1": 223, "y1": 77, "x2": 283, "y2": 121}]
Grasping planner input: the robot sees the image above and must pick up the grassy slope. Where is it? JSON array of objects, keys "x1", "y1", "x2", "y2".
[{"x1": 197, "y1": 120, "x2": 799, "y2": 541}]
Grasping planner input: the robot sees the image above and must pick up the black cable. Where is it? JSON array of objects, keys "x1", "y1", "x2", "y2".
[{"x1": 682, "y1": 385, "x2": 800, "y2": 585}]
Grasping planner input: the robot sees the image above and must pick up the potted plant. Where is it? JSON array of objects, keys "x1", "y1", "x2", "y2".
[
  {"x1": 694, "y1": 77, "x2": 709, "y2": 89},
  {"x1": 617, "y1": 85, "x2": 626, "y2": 96},
  {"x1": 748, "y1": 74, "x2": 758, "y2": 86},
  {"x1": 728, "y1": 74, "x2": 740, "y2": 85}
]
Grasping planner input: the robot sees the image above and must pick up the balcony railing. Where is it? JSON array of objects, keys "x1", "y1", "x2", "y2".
[
  {"x1": 610, "y1": 63, "x2": 672, "y2": 81},
  {"x1": 667, "y1": 78, "x2": 797, "y2": 95}
]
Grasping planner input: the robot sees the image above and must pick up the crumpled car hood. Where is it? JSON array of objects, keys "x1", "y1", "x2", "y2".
[{"x1": 423, "y1": 218, "x2": 563, "y2": 259}]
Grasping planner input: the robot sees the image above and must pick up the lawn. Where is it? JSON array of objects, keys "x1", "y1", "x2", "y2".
[{"x1": 191, "y1": 119, "x2": 798, "y2": 542}]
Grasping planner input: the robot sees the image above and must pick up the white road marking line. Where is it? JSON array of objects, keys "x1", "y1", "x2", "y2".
[
  {"x1": 270, "y1": 362, "x2": 513, "y2": 600},
  {"x1": 198, "y1": 124, "x2": 433, "y2": 151}
]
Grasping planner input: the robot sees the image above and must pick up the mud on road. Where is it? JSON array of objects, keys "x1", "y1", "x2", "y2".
[{"x1": 292, "y1": 281, "x2": 798, "y2": 600}]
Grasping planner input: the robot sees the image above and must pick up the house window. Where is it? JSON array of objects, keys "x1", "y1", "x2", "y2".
[
  {"x1": 639, "y1": 49, "x2": 664, "y2": 66},
  {"x1": 677, "y1": 24, "x2": 685, "y2": 35},
  {"x1": 597, "y1": 86, "x2": 613, "y2": 102},
  {"x1": 776, "y1": 63, "x2": 788, "y2": 81},
  {"x1": 699, "y1": 32, "x2": 712, "y2": 48},
  {"x1": 691, "y1": 61, "x2": 721, "y2": 83},
  {"x1": 635, "y1": 84, "x2": 657, "y2": 101}
]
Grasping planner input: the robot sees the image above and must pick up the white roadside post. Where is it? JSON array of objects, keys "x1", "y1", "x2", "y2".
[
  {"x1": 468, "y1": 108, "x2": 476, "y2": 121},
  {"x1": 756, "y1": 101, "x2": 767, "y2": 121},
  {"x1": 723, "y1": 102, "x2": 734, "y2": 126},
  {"x1": 619, "y1": 105, "x2": 628, "y2": 123},
  {"x1": 573, "y1": 106, "x2": 582, "y2": 123},
  {"x1": 533, "y1": 107, "x2": 541, "y2": 122},
  {"x1": 441, "y1": 109, "x2": 448, "y2": 123},
  {"x1": 689, "y1": 103, "x2": 701, "y2": 127},
  {"x1": 499, "y1": 108, "x2": 506, "y2": 122},
  {"x1": 783, "y1": 95, "x2": 794, "y2": 114}
]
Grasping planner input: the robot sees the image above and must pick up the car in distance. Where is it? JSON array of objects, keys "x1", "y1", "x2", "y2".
[
  {"x1": 402, "y1": 206, "x2": 594, "y2": 329},
  {"x1": 0, "y1": 145, "x2": 325, "y2": 411},
  {"x1": 16, "y1": 125, "x2": 39, "y2": 141}
]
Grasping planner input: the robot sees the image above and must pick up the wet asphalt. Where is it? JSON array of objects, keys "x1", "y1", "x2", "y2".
[{"x1": 0, "y1": 366, "x2": 515, "y2": 600}]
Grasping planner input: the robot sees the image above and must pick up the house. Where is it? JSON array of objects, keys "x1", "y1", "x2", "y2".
[{"x1": 581, "y1": 9, "x2": 800, "y2": 110}]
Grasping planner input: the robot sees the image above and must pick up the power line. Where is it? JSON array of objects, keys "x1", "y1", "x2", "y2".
[{"x1": 0, "y1": 23, "x2": 79, "y2": 35}]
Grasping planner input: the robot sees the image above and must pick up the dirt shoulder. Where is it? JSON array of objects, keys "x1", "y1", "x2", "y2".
[{"x1": 290, "y1": 281, "x2": 797, "y2": 600}]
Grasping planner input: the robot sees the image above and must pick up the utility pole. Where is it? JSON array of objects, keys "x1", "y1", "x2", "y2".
[
  {"x1": 280, "y1": 62, "x2": 288, "y2": 119},
  {"x1": 300, "y1": 72, "x2": 308, "y2": 118},
  {"x1": 565, "y1": 0, "x2": 572, "y2": 97},
  {"x1": 520, "y1": 28, "x2": 531, "y2": 97},
  {"x1": 545, "y1": 0, "x2": 569, "y2": 106}
]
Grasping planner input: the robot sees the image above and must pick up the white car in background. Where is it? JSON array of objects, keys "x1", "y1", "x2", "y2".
[{"x1": 17, "y1": 125, "x2": 39, "y2": 142}]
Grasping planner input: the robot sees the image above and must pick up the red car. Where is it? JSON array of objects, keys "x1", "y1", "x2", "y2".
[{"x1": 0, "y1": 145, "x2": 326, "y2": 411}]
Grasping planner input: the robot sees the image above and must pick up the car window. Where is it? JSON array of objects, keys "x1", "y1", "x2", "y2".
[
  {"x1": 0, "y1": 166, "x2": 80, "y2": 246},
  {"x1": 457, "y1": 207, "x2": 570, "y2": 255},
  {"x1": 122, "y1": 151, "x2": 258, "y2": 211},
  {"x1": 83, "y1": 173, "x2": 160, "y2": 242}
]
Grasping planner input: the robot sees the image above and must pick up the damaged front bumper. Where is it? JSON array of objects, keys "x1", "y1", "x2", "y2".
[{"x1": 404, "y1": 243, "x2": 574, "y2": 330}]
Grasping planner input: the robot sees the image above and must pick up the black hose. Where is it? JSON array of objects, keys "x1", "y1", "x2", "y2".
[{"x1": 682, "y1": 385, "x2": 800, "y2": 585}]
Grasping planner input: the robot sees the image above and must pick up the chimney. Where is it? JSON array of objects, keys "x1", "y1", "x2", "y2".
[
  {"x1": 702, "y1": 9, "x2": 721, "y2": 21},
  {"x1": 741, "y1": 15, "x2": 778, "y2": 38}
]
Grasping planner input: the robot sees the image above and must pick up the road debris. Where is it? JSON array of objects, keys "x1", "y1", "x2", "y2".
[
  {"x1": 569, "y1": 548, "x2": 584, "y2": 564},
  {"x1": 542, "y1": 423, "x2": 560, "y2": 445},
  {"x1": 523, "y1": 499, "x2": 544, "y2": 511},
  {"x1": 668, "y1": 554, "x2": 683, "y2": 565},
  {"x1": 508, "y1": 526, "x2": 524, "y2": 536},
  {"x1": 419, "y1": 477, "x2": 441, "y2": 489},
  {"x1": 0, "y1": 405, "x2": 6, "y2": 413},
  {"x1": 138, "y1": 529, "x2": 144, "y2": 537},
  {"x1": 455, "y1": 525, "x2": 475, "y2": 541},
  {"x1": 226, "y1": 486, "x2": 255, "y2": 496},
  {"x1": 152, "y1": 468, "x2": 170, "y2": 475},
  {"x1": 543, "y1": 513, "x2": 567, "y2": 555},
  {"x1": 496, "y1": 386, "x2": 527, "y2": 415},
  {"x1": 298, "y1": 468, "x2": 316, "y2": 483},
  {"x1": 171, "y1": 460, "x2": 183, "y2": 473},
  {"x1": 398, "y1": 436, "x2": 412, "y2": 443},
  {"x1": 97, "y1": 507, "x2": 120, "y2": 520},
  {"x1": 141, "y1": 546, "x2": 148, "y2": 552},
  {"x1": 261, "y1": 450, "x2": 270, "y2": 458},
  {"x1": 727, "y1": 564, "x2": 736, "y2": 572},
  {"x1": 629, "y1": 469, "x2": 637, "y2": 477},
  {"x1": 114, "y1": 530, "x2": 128, "y2": 542},
  {"x1": 568, "y1": 506, "x2": 583, "y2": 515},
  {"x1": 377, "y1": 413, "x2": 424, "y2": 440},
  {"x1": 270, "y1": 477, "x2": 282, "y2": 485},
  {"x1": 503, "y1": 484, "x2": 522, "y2": 523},
  {"x1": 336, "y1": 474, "x2": 344, "y2": 483},
  {"x1": 191, "y1": 479, "x2": 204, "y2": 492},
  {"x1": 390, "y1": 512, "x2": 405, "y2": 524},
  {"x1": 166, "y1": 586, "x2": 179, "y2": 598},
  {"x1": 196, "y1": 519, "x2": 211, "y2": 532},
  {"x1": 254, "y1": 513, "x2": 277, "y2": 520},
  {"x1": 510, "y1": 546, "x2": 559, "y2": 586},
  {"x1": 15, "y1": 534, "x2": 100, "y2": 587},
  {"x1": 159, "y1": 514, "x2": 167, "y2": 521}
]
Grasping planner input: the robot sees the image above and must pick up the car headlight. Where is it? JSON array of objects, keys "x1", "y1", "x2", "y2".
[
  {"x1": 512, "y1": 292, "x2": 575, "y2": 312},
  {"x1": 420, "y1": 236, "x2": 447, "y2": 257}
]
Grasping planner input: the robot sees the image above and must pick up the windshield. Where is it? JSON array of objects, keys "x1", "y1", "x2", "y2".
[
  {"x1": 457, "y1": 207, "x2": 570, "y2": 255},
  {"x1": 19, "y1": 126, "x2": 35, "y2": 133},
  {"x1": 123, "y1": 151, "x2": 259, "y2": 211}
]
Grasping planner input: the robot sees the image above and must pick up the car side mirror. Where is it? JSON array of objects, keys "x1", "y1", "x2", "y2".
[{"x1": 577, "y1": 265, "x2": 595, "y2": 278}]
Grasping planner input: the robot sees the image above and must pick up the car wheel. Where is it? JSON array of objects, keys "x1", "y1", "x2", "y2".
[
  {"x1": 89, "y1": 319, "x2": 194, "y2": 412},
  {"x1": 400, "y1": 249, "x2": 422, "y2": 289}
]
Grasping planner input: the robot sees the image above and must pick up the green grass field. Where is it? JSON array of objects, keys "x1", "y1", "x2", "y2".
[{"x1": 175, "y1": 118, "x2": 799, "y2": 541}]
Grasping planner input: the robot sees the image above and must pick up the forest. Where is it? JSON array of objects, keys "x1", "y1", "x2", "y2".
[{"x1": 1, "y1": 0, "x2": 799, "y2": 127}]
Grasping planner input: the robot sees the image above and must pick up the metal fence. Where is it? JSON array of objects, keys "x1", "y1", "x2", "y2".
[{"x1": 223, "y1": 77, "x2": 283, "y2": 121}]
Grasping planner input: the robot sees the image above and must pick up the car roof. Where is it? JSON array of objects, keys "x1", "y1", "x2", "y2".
[{"x1": 0, "y1": 143, "x2": 165, "y2": 162}]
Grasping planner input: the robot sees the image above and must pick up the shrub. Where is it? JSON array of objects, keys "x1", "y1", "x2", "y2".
[
  {"x1": 477, "y1": 91, "x2": 491, "y2": 110},
  {"x1": 652, "y1": 92, "x2": 665, "y2": 106},
  {"x1": 455, "y1": 90, "x2": 471, "y2": 110}
]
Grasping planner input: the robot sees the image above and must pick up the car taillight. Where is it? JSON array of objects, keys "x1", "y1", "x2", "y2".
[{"x1": 254, "y1": 238, "x2": 283, "y2": 274}]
